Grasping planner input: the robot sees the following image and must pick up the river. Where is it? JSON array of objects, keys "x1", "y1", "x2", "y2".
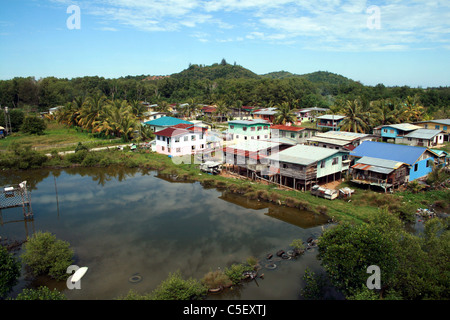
[{"x1": 0, "y1": 167, "x2": 332, "y2": 300}]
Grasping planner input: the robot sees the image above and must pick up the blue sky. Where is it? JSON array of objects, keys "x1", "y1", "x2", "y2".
[{"x1": 0, "y1": 0, "x2": 449, "y2": 87}]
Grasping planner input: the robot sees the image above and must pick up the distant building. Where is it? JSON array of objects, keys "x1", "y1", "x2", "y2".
[
  {"x1": 402, "y1": 129, "x2": 444, "y2": 147},
  {"x1": 252, "y1": 107, "x2": 278, "y2": 123},
  {"x1": 270, "y1": 124, "x2": 317, "y2": 145},
  {"x1": 141, "y1": 111, "x2": 167, "y2": 123},
  {"x1": 315, "y1": 115, "x2": 345, "y2": 131}
]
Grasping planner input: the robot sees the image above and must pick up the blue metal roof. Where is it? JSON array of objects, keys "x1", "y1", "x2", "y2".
[
  {"x1": 350, "y1": 141, "x2": 432, "y2": 165},
  {"x1": 143, "y1": 116, "x2": 192, "y2": 126}
]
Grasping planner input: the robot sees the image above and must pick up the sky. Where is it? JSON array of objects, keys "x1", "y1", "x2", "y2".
[{"x1": 0, "y1": 0, "x2": 449, "y2": 87}]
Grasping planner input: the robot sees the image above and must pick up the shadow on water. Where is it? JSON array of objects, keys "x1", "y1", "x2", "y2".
[{"x1": 1, "y1": 167, "x2": 333, "y2": 300}]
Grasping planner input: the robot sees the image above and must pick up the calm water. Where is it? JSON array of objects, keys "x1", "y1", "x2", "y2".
[{"x1": 0, "y1": 167, "x2": 331, "y2": 300}]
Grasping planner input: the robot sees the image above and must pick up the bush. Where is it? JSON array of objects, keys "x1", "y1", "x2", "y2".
[
  {"x1": 0, "y1": 246, "x2": 21, "y2": 299},
  {"x1": 21, "y1": 116, "x2": 47, "y2": 135},
  {"x1": 201, "y1": 270, "x2": 232, "y2": 289},
  {"x1": 0, "y1": 143, "x2": 48, "y2": 169},
  {"x1": 150, "y1": 271, "x2": 207, "y2": 300},
  {"x1": 21, "y1": 231, "x2": 74, "y2": 281},
  {"x1": 14, "y1": 286, "x2": 67, "y2": 300},
  {"x1": 224, "y1": 263, "x2": 252, "y2": 285}
]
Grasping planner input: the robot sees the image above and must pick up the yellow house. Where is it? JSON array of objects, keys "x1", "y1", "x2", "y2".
[{"x1": 415, "y1": 119, "x2": 450, "y2": 142}]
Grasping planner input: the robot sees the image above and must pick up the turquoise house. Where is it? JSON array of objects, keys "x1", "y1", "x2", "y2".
[
  {"x1": 227, "y1": 120, "x2": 271, "y2": 143},
  {"x1": 376, "y1": 123, "x2": 421, "y2": 141}
]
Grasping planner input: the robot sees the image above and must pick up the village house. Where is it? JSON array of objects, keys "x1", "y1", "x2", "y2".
[
  {"x1": 223, "y1": 140, "x2": 291, "y2": 180},
  {"x1": 143, "y1": 116, "x2": 193, "y2": 132},
  {"x1": 414, "y1": 119, "x2": 450, "y2": 142},
  {"x1": 402, "y1": 129, "x2": 444, "y2": 147},
  {"x1": 265, "y1": 144, "x2": 351, "y2": 191},
  {"x1": 350, "y1": 157, "x2": 409, "y2": 192},
  {"x1": 226, "y1": 120, "x2": 271, "y2": 143},
  {"x1": 154, "y1": 125, "x2": 207, "y2": 157},
  {"x1": 350, "y1": 141, "x2": 438, "y2": 182},
  {"x1": 315, "y1": 115, "x2": 346, "y2": 131},
  {"x1": 373, "y1": 123, "x2": 421, "y2": 142},
  {"x1": 270, "y1": 124, "x2": 317, "y2": 145},
  {"x1": 306, "y1": 131, "x2": 373, "y2": 151},
  {"x1": 294, "y1": 107, "x2": 329, "y2": 122},
  {"x1": 141, "y1": 111, "x2": 167, "y2": 123},
  {"x1": 252, "y1": 107, "x2": 278, "y2": 123}
]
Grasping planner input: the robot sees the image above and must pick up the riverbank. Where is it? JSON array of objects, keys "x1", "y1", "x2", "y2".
[{"x1": 3, "y1": 143, "x2": 448, "y2": 224}]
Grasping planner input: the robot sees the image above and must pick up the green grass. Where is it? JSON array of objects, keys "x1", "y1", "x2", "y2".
[{"x1": 0, "y1": 122, "x2": 123, "y2": 152}]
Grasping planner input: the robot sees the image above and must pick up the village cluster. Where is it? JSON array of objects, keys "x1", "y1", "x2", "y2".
[{"x1": 140, "y1": 104, "x2": 449, "y2": 197}]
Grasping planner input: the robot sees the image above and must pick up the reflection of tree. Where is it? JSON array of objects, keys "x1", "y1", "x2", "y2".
[{"x1": 0, "y1": 170, "x2": 52, "y2": 191}]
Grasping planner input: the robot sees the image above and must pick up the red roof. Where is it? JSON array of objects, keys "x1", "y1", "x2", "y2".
[
  {"x1": 154, "y1": 127, "x2": 189, "y2": 138},
  {"x1": 270, "y1": 125, "x2": 305, "y2": 132},
  {"x1": 172, "y1": 123, "x2": 193, "y2": 129}
]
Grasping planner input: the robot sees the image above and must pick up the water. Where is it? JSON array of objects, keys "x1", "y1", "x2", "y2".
[{"x1": 0, "y1": 167, "x2": 330, "y2": 300}]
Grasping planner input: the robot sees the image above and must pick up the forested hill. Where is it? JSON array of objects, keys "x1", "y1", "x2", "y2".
[
  {"x1": 262, "y1": 70, "x2": 356, "y2": 85},
  {"x1": 170, "y1": 61, "x2": 259, "y2": 80}
]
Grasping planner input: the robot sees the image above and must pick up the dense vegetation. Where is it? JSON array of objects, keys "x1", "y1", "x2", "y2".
[{"x1": 1, "y1": 61, "x2": 448, "y2": 120}]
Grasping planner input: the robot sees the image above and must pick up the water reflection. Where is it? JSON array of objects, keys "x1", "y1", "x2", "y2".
[{"x1": 0, "y1": 167, "x2": 330, "y2": 300}]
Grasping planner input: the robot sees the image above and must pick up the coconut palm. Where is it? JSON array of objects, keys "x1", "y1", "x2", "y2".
[
  {"x1": 402, "y1": 95, "x2": 424, "y2": 122},
  {"x1": 339, "y1": 99, "x2": 370, "y2": 133},
  {"x1": 273, "y1": 102, "x2": 297, "y2": 125},
  {"x1": 77, "y1": 94, "x2": 106, "y2": 131},
  {"x1": 214, "y1": 100, "x2": 229, "y2": 122}
]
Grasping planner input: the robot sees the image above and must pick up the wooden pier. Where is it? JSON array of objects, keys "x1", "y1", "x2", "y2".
[{"x1": 0, "y1": 181, "x2": 33, "y2": 218}]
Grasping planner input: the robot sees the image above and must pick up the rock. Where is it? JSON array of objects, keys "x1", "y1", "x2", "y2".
[
  {"x1": 266, "y1": 253, "x2": 273, "y2": 260},
  {"x1": 307, "y1": 237, "x2": 314, "y2": 243},
  {"x1": 276, "y1": 250, "x2": 285, "y2": 257}
]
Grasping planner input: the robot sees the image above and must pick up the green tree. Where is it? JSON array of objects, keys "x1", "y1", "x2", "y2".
[
  {"x1": 21, "y1": 231, "x2": 74, "y2": 281},
  {"x1": 273, "y1": 102, "x2": 297, "y2": 125},
  {"x1": 339, "y1": 99, "x2": 370, "y2": 133},
  {"x1": 14, "y1": 286, "x2": 67, "y2": 300},
  {"x1": 318, "y1": 221, "x2": 398, "y2": 296},
  {"x1": 0, "y1": 246, "x2": 21, "y2": 299}
]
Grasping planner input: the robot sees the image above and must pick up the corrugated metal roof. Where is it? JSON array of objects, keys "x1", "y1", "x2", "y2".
[
  {"x1": 355, "y1": 156, "x2": 405, "y2": 169},
  {"x1": 228, "y1": 120, "x2": 270, "y2": 125},
  {"x1": 316, "y1": 115, "x2": 345, "y2": 120},
  {"x1": 306, "y1": 137, "x2": 351, "y2": 146},
  {"x1": 404, "y1": 129, "x2": 442, "y2": 139},
  {"x1": 266, "y1": 144, "x2": 345, "y2": 165},
  {"x1": 426, "y1": 119, "x2": 450, "y2": 126},
  {"x1": 144, "y1": 116, "x2": 192, "y2": 126},
  {"x1": 351, "y1": 141, "x2": 430, "y2": 165},
  {"x1": 383, "y1": 123, "x2": 421, "y2": 131},
  {"x1": 226, "y1": 141, "x2": 281, "y2": 153},
  {"x1": 315, "y1": 131, "x2": 370, "y2": 141}
]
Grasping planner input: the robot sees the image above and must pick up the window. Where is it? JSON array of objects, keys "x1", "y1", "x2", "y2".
[
  {"x1": 251, "y1": 127, "x2": 256, "y2": 131},
  {"x1": 435, "y1": 125, "x2": 440, "y2": 129},
  {"x1": 244, "y1": 136, "x2": 247, "y2": 140},
  {"x1": 257, "y1": 126, "x2": 262, "y2": 131},
  {"x1": 414, "y1": 163, "x2": 418, "y2": 171},
  {"x1": 168, "y1": 148, "x2": 171, "y2": 153},
  {"x1": 444, "y1": 126, "x2": 448, "y2": 131},
  {"x1": 291, "y1": 133, "x2": 295, "y2": 138},
  {"x1": 162, "y1": 146, "x2": 165, "y2": 151},
  {"x1": 184, "y1": 136, "x2": 189, "y2": 141},
  {"x1": 264, "y1": 135, "x2": 268, "y2": 139},
  {"x1": 157, "y1": 136, "x2": 160, "y2": 140},
  {"x1": 236, "y1": 135, "x2": 239, "y2": 139},
  {"x1": 176, "y1": 148, "x2": 181, "y2": 153},
  {"x1": 282, "y1": 163, "x2": 288, "y2": 169},
  {"x1": 230, "y1": 125, "x2": 234, "y2": 129},
  {"x1": 175, "y1": 137, "x2": 180, "y2": 143},
  {"x1": 192, "y1": 145, "x2": 196, "y2": 150},
  {"x1": 264, "y1": 126, "x2": 268, "y2": 130},
  {"x1": 191, "y1": 135, "x2": 196, "y2": 141},
  {"x1": 320, "y1": 161, "x2": 325, "y2": 168},
  {"x1": 257, "y1": 136, "x2": 260, "y2": 140},
  {"x1": 332, "y1": 157, "x2": 338, "y2": 165},
  {"x1": 243, "y1": 127, "x2": 247, "y2": 131}
]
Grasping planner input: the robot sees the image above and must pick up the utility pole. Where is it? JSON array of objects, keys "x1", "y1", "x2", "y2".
[{"x1": 4, "y1": 106, "x2": 12, "y2": 135}]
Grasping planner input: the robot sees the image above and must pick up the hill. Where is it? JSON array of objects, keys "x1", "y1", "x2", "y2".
[
  {"x1": 171, "y1": 61, "x2": 260, "y2": 81},
  {"x1": 298, "y1": 71, "x2": 356, "y2": 86}
]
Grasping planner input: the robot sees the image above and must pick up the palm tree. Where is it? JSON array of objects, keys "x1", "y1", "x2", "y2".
[
  {"x1": 371, "y1": 98, "x2": 397, "y2": 126},
  {"x1": 273, "y1": 102, "x2": 297, "y2": 125},
  {"x1": 93, "y1": 100, "x2": 138, "y2": 141},
  {"x1": 339, "y1": 99, "x2": 370, "y2": 133},
  {"x1": 402, "y1": 95, "x2": 424, "y2": 122},
  {"x1": 77, "y1": 94, "x2": 106, "y2": 132},
  {"x1": 214, "y1": 100, "x2": 229, "y2": 122}
]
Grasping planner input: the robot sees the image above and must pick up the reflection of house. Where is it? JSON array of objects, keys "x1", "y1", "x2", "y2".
[
  {"x1": 350, "y1": 157, "x2": 409, "y2": 191},
  {"x1": 414, "y1": 119, "x2": 450, "y2": 142},
  {"x1": 154, "y1": 126, "x2": 206, "y2": 157},
  {"x1": 350, "y1": 141, "x2": 438, "y2": 181},
  {"x1": 265, "y1": 145, "x2": 350, "y2": 191},
  {"x1": 270, "y1": 125, "x2": 317, "y2": 145},
  {"x1": 306, "y1": 131, "x2": 373, "y2": 151},
  {"x1": 226, "y1": 120, "x2": 271, "y2": 143},
  {"x1": 143, "y1": 116, "x2": 193, "y2": 132},
  {"x1": 316, "y1": 115, "x2": 345, "y2": 131}
]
